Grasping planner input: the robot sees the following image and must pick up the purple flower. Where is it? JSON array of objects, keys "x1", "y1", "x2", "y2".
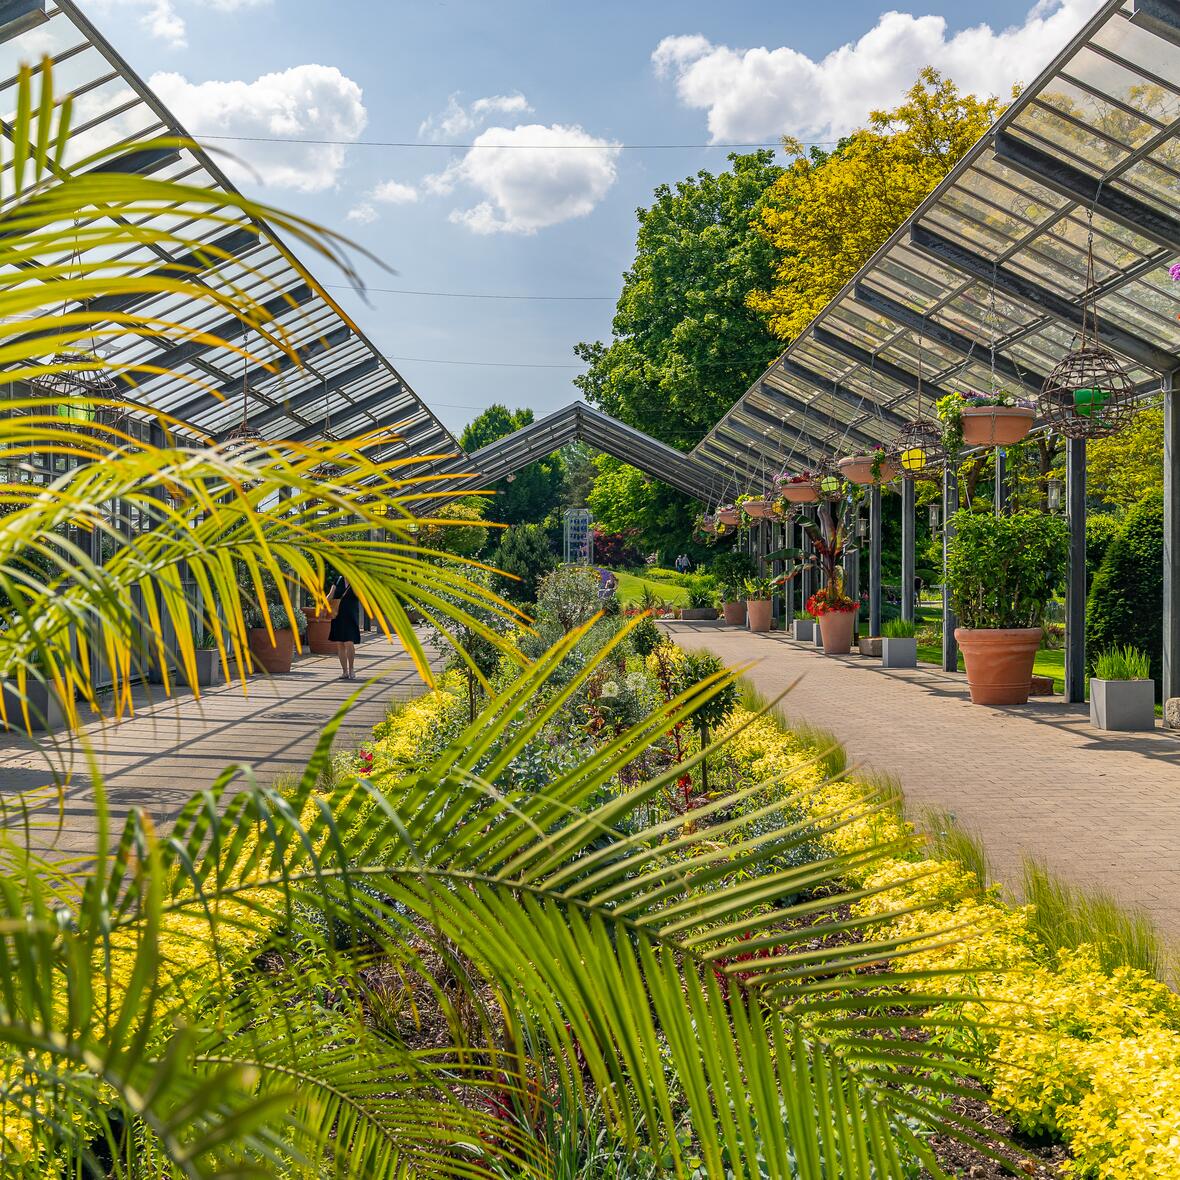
[{"x1": 1170, "y1": 262, "x2": 1180, "y2": 282}]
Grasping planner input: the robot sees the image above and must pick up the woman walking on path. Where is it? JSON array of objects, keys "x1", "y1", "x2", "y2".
[{"x1": 326, "y1": 574, "x2": 361, "y2": 680}]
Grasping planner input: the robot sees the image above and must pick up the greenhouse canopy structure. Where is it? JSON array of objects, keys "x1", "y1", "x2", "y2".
[{"x1": 0, "y1": 0, "x2": 1176, "y2": 699}]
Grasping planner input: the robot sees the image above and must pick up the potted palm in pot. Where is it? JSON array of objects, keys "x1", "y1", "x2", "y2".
[
  {"x1": 245, "y1": 601, "x2": 308, "y2": 675},
  {"x1": 1090, "y1": 645, "x2": 1155, "y2": 731},
  {"x1": 745, "y1": 576, "x2": 774, "y2": 632},
  {"x1": 946, "y1": 510, "x2": 1068, "y2": 705}
]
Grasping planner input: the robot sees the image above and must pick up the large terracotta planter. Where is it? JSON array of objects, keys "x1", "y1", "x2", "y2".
[
  {"x1": 837, "y1": 455, "x2": 898, "y2": 486},
  {"x1": 747, "y1": 598, "x2": 773, "y2": 632},
  {"x1": 954, "y1": 626, "x2": 1042, "y2": 705},
  {"x1": 722, "y1": 600, "x2": 747, "y2": 626},
  {"x1": 960, "y1": 406, "x2": 1035, "y2": 447},
  {"x1": 306, "y1": 604, "x2": 339, "y2": 654},
  {"x1": 818, "y1": 608, "x2": 858, "y2": 655},
  {"x1": 247, "y1": 627, "x2": 295, "y2": 674},
  {"x1": 781, "y1": 484, "x2": 819, "y2": 505},
  {"x1": 743, "y1": 499, "x2": 774, "y2": 519}
]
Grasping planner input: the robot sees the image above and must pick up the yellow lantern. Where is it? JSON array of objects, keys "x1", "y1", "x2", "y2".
[{"x1": 900, "y1": 446, "x2": 926, "y2": 473}]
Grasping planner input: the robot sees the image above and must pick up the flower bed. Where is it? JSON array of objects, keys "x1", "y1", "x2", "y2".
[{"x1": 719, "y1": 706, "x2": 1180, "y2": 1180}]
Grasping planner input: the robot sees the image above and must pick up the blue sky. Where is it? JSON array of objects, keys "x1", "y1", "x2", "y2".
[{"x1": 91, "y1": 0, "x2": 1101, "y2": 437}]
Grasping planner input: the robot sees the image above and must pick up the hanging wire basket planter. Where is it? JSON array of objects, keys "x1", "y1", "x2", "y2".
[
  {"x1": 891, "y1": 418, "x2": 945, "y2": 482},
  {"x1": 30, "y1": 351, "x2": 124, "y2": 428},
  {"x1": 814, "y1": 455, "x2": 844, "y2": 500},
  {"x1": 1039, "y1": 209, "x2": 1138, "y2": 440}
]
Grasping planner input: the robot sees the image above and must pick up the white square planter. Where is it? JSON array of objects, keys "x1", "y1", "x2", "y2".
[
  {"x1": 881, "y1": 637, "x2": 917, "y2": 669},
  {"x1": 1, "y1": 682, "x2": 66, "y2": 732},
  {"x1": 791, "y1": 618, "x2": 814, "y2": 642},
  {"x1": 1090, "y1": 678, "x2": 1155, "y2": 731}
]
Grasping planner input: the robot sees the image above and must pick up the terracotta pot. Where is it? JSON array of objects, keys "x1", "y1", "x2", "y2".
[
  {"x1": 782, "y1": 484, "x2": 819, "y2": 505},
  {"x1": 743, "y1": 499, "x2": 774, "y2": 519},
  {"x1": 837, "y1": 455, "x2": 898, "y2": 485},
  {"x1": 722, "y1": 600, "x2": 747, "y2": 626},
  {"x1": 747, "y1": 598, "x2": 773, "y2": 632},
  {"x1": 247, "y1": 627, "x2": 295, "y2": 674},
  {"x1": 954, "y1": 626, "x2": 1042, "y2": 705},
  {"x1": 818, "y1": 608, "x2": 858, "y2": 654},
  {"x1": 306, "y1": 604, "x2": 339, "y2": 655},
  {"x1": 960, "y1": 406, "x2": 1035, "y2": 447}
]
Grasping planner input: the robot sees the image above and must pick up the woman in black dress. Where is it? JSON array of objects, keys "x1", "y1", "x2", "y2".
[{"x1": 325, "y1": 575, "x2": 361, "y2": 680}]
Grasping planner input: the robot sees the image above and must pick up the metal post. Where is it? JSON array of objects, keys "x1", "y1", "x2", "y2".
[
  {"x1": 942, "y1": 465, "x2": 959, "y2": 672},
  {"x1": 994, "y1": 448, "x2": 1008, "y2": 514},
  {"x1": 782, "y1": 518, "x2": 795, "y2": 625},
  {"x1": 1166, "y1": 372, "x2": 1180, "y2": 705},
  {"x1": 901, "y1": 477, "x2": 916, "y2": 623},
  {"x1": 845, "y1": 546, "x2": 860, "y2": 641},
  {"x1": 1065, "y1": 436, "x2": 1087, "y2": 704},
  {"x1": 869, "y1": 485, "x2": 882, "y2": 637}
]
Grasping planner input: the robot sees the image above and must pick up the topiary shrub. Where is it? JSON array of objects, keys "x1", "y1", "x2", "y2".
[
  {"x1": 1085, "y1": 512, "x2": 1121, "y2": 589},
  {"x1": 1086, "y1": 494, "x2": 1163, "y2": 699}
]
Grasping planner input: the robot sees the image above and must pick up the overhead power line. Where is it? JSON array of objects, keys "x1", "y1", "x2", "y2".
[
  {"x1": 195, "y1": 134, "x2": 837, "y2": 150},
  {"x1": 388, "y1": 354, "x2": 584, "y2": 370},
  {"x1": 325, "y1": 283, "x2": 613, "y2": 302}
]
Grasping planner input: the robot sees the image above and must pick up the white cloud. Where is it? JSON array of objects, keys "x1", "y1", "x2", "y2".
[
  {"x1": 426, "y1": 123, "x2": 621, "y2": 235},
  {"x1": 149, "y1": 64, "x2": 367, "y2": 192},
  {"x1": 91, "y1": 0, "x2": 270, "y2": 49},
  {"x1": 371, "y1": 178, "x2": 418, "y2": 204},
  {"x1": 419, "y1": 92, "x2": 533, "y2": 140},
  {"x1": 346, "y1": 202, "x2": 377, "y2": 224},
  {"x1": 652, "y1": 0, "x2": 1103, "y2": 143}
]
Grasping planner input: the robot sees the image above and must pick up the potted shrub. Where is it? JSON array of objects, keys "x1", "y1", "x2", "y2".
[
  {"x1": 712, "y1": 552, "x2": 753, "y2": 625},
  {"x1": 745, "y1": 576, "x2": 774, "y2": 633},
  {"x1": 937, "y1": 391, "x2": 1035, "y2": 451},
  {"x1": 305, "y1": 598, "x2": 340, "y2": 654},
  {"x1": 947, "y1": 510, "x2": 1069, "y2": 705},
  {"x1": 680, "y1": 576, "x2": 719, "y2": 621},
  {"x1": 881, "y1": 617, "x2": 918, "y2": 669},
  {"x1": 807, "y1": 587, "x2": 858, "y2": 654},
  {"x1": 193, "y1": 631, "x2": 223, "y2": 686},
  {"x1": 246, "y1": 601, "x2": 308, "y2": 675},
  {"x1": 1090, "y1": 645, "x2": 1155, "y2": 731},
  {"x1": 837, "y1": 446, "x2": 897, "y2": 487}
]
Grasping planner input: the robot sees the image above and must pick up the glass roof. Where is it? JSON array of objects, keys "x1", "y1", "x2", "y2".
[
  {"x1": 0, "y1": 0, "x2": 471, "y2": 486},
  {"x1": 692, "y1": 0, "x2": 1179, "y2": 498}
]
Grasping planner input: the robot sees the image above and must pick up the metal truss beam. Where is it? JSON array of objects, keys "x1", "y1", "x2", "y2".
[
  {"x1": 910, "y1": 223, "x2": 1176, "y2": 373},
  {"x1": 748, "y1": 385, "x2": 883, "y2": 451},
  {"x1": 286, "y1": 380, "x2": 410, "y2": 442},
  {"x1": 778, "y1": 359, "x2": 911, "y2": 429},
  {"x1": 812, "y1": 325, "x2": 956, "y2": 403},
  {"x1": 731, "y1": 402, "x2": 839, "y2": 460},
  {"x1": 1131, "y1": 0, "x2": 1180, "y2": 47},
  {"x1": 169, "y1": 326, "x2": 353, "y2": 425},
  {"x1": 0, "y1": 0, "x2": 46, "y2": 43},
  {"x1": 993, "y1": 131, "x2": 1180, "y2": 255},
  {"x1": 853, "y1": 282, "x2": 1047, "y2": 393}
]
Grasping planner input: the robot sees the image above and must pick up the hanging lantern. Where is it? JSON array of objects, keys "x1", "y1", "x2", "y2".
[
  {"x1": 928, "y1": 503, "x2": 941, "y2": 529},
  {"x1": 890, "y1": 418, "x2": 944, "y2": 481},
  {"x1": 1039, "y1": 209, "x2": 1137, "y2": 439},
  {"x1": 1047, "y1": 477, "x2": 1063, "y2": 512}
]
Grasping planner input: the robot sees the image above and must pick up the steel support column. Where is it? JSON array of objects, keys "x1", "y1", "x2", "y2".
[
  {"x1": 901, "y1": 478, "x2": 916, "y2": 624},
  {"x1": 1065, "y1": 437, "x2": 1088, "y2": 705},
  {"x1": 869, "y1": 485, "x2": 883, "y2": 637},
  {"x1": 845, "y1": 547, "x2": 860, "y2": 640},
  {"x1": 994, "y1": 448, "x2": 1008, "y2": 515},
  {"x1": 943, "y1": 466, "x2": 959, "y2": 672},
  {"x1": 1166, "y1": 372, "x2": 1180, "y2": 705},
  {"x1": 782, "y1": 519, "x2": 795, "y2": 625}
]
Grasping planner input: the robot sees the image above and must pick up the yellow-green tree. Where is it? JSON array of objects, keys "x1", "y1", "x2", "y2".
[
  {"x1": 1087, "y1": 407, "x2": 1164, "y2": 510},
  {"x1": 749, "y1": 69, "x2": 1005, "y2": 341}
]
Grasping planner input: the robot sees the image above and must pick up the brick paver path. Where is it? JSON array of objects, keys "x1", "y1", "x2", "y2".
[
  {"x1": 664, "y1": 620, "x2": 1180, "y2": 943},
  {"x1": 0, "y1": 633, "x2": 432, "y2": 857}
]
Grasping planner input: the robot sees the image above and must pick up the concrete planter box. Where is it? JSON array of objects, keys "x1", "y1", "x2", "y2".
[
  {"x1": 192, "y1": 648, "x2": 222, "y2": 686},
  {"x1": 881, "y1": 637, "x2": 917, "y2": 668},
  {"x1": 814, "y1": 627, "x2": 826, "y2": 649},
  {"x1": 791, "y1": 618, "x2": 814, "y2": 642},
  {"x1": 858, "y1": 636, "x2": 882, "y2": 658},
  {"x1": 1090, "y1": 678, "x2": 1155, "y2": 731},
  {"x1": 680, "y1": 607, "x2": 719, "y2": 621},
  {"x1": 1, "y1": 681, "x2": 66, "y2": 732}
]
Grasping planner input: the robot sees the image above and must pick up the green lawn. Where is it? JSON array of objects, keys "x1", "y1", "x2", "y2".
[{"x1": 612, "y1": 569, "x2": 689, "y2": 607}]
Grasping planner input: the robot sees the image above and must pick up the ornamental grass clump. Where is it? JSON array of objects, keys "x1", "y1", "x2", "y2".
[
  {"x1": 881, "y1": 617, "x2": 917, "y2": 638},
  {"x1": 1093, "y1": 644, "x2": 1152, "y2": 681}
]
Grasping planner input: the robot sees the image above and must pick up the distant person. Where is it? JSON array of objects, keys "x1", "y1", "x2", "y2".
[{"x1": 325, "y1": 574, "x2": 361, "y2": 680}]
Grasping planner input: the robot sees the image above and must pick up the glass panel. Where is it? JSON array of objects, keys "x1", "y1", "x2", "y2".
[
  {"x1": 1090, "y1": 15, "x2": 1180, "y2": 105},
  {"x1": 923, "y1": 205, "x2": 1023, "y2": 258},
  {"x1": 1117, "y1": 158, "x2": 1180, "y2": 216},
  {"x1": 1010, "y1": 101, "x2": 1130, "y2": 172},
  {"x1": 1054, "y1": 60, "x2": 1169, "y2": 139}
]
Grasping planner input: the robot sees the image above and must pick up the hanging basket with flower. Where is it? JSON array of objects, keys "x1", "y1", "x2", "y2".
[
  {"x1": 773, "y1": 471, "x2": 820, "y2": 505},
  {"x1": 937, "y1": 390, "x2": 1035, "y2": 454},
  {"x1": 836, "y1": 445, "x2": 898, "y2": 486}
]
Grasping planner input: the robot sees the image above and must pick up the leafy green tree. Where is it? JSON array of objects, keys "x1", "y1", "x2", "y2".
[
  {"x1": 491, "y1": 522, "x2": 557, "y2": 603},
  {"x1": 674, "y1": 649, "x2": 738, "y2": 795},
  {"x1": 586, "y1": 455, "x2": 704, "y2": 562},
  {"x1": 1086, "y1": 407, "x2": 1163, "y2": 511},
  {"x1": 750, "y1": 69, "x2": 1004, "y2": 341},
  {"x1": 415, "y1": 496, "x2": 489, "y2": 557},
  {"x1": 460, "y1": 404, "x2": 564, "y2": 526},
  {"x1": 574, "y1": 150, "x2": 785, "y2": 444},
  {"x1": 1087, "y1": 494, "x2": 1164, "y2": 697}
]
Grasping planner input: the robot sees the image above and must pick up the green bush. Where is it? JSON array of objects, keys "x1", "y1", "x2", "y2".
[
  {"x1": 710, "y1": 551, "x2": 755, "y2": 600},
  {"x1": 946, "y1": 510, "x2": 1069, "y2": 629},
  {"x1": 683, "y1": 574, "x2": 718, "y2": 608},
  {"x1": 1086, "y1": 512, "x2": 1121, "y2": 588},
  {"x1": 1086, "y1": 494, "x2": 1163, "y2": 698},
  {"x1": 491, "y1": 523, "x2": 557, "y2": 603}
]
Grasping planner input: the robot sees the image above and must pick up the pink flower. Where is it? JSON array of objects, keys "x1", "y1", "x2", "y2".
[{"x1": 1170, "y1": 262, "x2": 1180, "y2": 282}]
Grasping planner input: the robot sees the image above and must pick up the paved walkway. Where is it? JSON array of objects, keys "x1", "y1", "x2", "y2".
[
  {"x1": 0, "y1": 633, "x2": 432, "y2": 857},
  {"x1": 663, "y1": 621, "x2": 1180, "y2": 943}
]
